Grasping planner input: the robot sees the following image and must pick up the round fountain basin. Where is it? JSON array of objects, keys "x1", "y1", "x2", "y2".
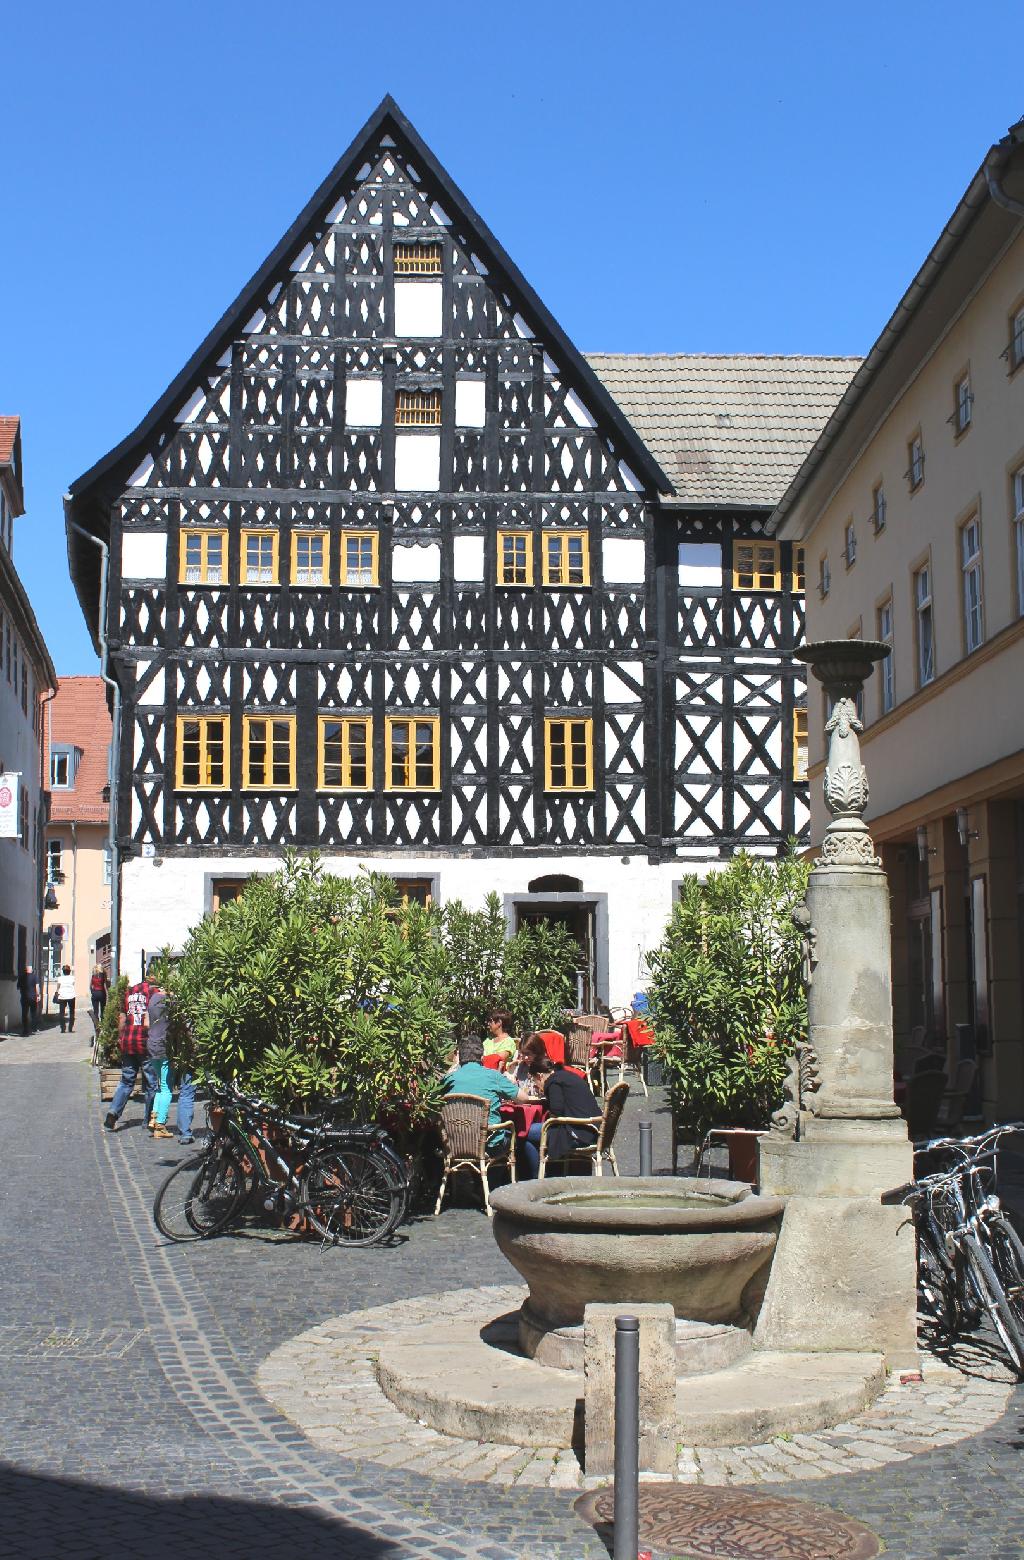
[{"x1": 489, "y1": 1176, "x2": 784, "y2": 1365}]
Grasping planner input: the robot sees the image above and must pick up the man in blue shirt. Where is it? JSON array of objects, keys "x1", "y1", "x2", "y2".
[{"x1": 446, "y1": 1033, "x2": 519, "y2": 1125}]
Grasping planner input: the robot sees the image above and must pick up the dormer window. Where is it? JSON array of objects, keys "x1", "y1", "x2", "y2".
[
  {"x1": 395, "y1": 389, "x2": 441, "y2": 426},
  {"x1": 50, "y1": 745, "x2": 80, "y2": 789},
  {"x1": 394, "y1": 241, "x2": 442, "y2": 276}
]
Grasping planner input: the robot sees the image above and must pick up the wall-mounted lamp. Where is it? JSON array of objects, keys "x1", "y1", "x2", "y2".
[
  {"x1": 916, "y1": 825, "x2": 936, "y2": 863},
  {"x1": 43, "y1": 886, "x2": 58, "y2": 910},
  {"x1": 955, "y1": 807, "x2": 979, "y2": 849}
]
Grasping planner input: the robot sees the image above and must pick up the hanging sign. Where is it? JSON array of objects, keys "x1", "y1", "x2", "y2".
[{"x1": 0, "y1": 774, "x2": 20, "y2": 839}]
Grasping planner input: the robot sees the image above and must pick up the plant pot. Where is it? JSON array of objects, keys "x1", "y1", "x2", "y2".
[{"x1": 100, "y1": 1067, "x2": 142, "y2": 1101}]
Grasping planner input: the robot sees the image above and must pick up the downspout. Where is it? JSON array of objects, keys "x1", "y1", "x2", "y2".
[
  {"x1": 65, "y1": 510, "x2": 121, "y2": 981},
  {"x1": 984, "y1": 127, "x2": 1024, "y2": 220},
  {"x1": 39, "y1": 681, "x2": 57, "y2": 1011}
]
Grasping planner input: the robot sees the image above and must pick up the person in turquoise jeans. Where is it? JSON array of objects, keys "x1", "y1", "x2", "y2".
[{"x1": 145, "y1": 983, "x2": 174, "y2": 1140}]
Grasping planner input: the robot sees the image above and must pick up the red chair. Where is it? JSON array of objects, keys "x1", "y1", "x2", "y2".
[
  {"x1": 481, "y1": 1053, "x2": 503, "y2": 1071},
  {"x1": 538, "y1": 1030, "x2": 566, "y2": 1065}
]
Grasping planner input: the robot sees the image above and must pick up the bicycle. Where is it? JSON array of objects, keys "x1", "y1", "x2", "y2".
[
  {"x1": 884, "y1": 1122, "x2": 1024, "y2": 1376},
  {"x1": 152, "y1": 1082, "x2": 409, "y2": 1247}
]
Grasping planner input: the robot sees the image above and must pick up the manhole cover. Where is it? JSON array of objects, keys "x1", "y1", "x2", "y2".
[{"x1": 575, "y1": 1483, "x2": 880, "y2": 1559}]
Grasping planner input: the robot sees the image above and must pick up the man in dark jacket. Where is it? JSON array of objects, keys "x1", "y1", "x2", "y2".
[{"x1": 16, "y1": 965, "x2": 40, "y2": 1035}]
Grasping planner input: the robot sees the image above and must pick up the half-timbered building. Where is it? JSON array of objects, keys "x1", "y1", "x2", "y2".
[{"x1": 66, "y1": 98, "x2": 856, "y2": 1001}]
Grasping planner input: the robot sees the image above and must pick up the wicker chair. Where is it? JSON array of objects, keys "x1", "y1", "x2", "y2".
[
  {"x1": 566, "y1": 1016, "x2": 606, "y2": 1092},
  {"x1": 538, "y1": 1080, "x2": 630, "y2": 1179},
  {"x1": 433, "y1": 1093, "x2": 516, "y2": 1217}
]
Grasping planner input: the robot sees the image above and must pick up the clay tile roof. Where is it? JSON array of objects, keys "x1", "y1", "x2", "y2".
[
  {"x1": 586, "y1": 354, "x2": 861, "y2": 507},
  {"x1": 47, "y1": 676, "x2": 112, "y2": 825},
  {"x1": 0, "y1": 416, "x2": 19, "y2": 467}
]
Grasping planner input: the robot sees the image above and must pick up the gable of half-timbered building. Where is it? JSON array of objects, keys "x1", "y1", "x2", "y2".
[{"x1": 68, "y1": 100, "x2": 856, "y2": 998}]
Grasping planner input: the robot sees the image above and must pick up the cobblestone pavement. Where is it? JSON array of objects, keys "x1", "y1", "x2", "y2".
[
  {"x1": 259, "y1": 1285, "x2": 1016, "y2": 1490},
  {"x1": 2, "y1": 1029, "x2": 1024, "y2": 1558}
]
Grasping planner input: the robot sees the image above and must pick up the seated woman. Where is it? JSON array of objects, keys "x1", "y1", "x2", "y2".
[
  {"x1": 482, "y1": 1009, "x2": 518, "y2": 1067},
  {"x1": 520, "y1": 1059, "x2": 602, "y2": 1179},
  {"x1": 510, "y1": 1032, "x2": 549, "y2": 1092}
]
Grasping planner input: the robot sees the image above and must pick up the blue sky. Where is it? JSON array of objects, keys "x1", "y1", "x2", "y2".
[{"x1": 5, "y1": 0, "x2": 1022, "y2": 675}]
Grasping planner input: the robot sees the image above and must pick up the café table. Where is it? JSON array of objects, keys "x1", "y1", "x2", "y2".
[{"x1": 500, "y1": 1099, "x2": 546, "y2": 1139}]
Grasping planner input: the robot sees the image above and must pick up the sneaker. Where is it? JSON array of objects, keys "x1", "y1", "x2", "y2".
[
  {"x1": 151, "y1": 1124, "x2": 173, "y2": 1140},
  {"x1": 177, "y1": 1135, "x2": 195, "y2": 1146},
  {"x1": 103, "y1": 1113, "x2": 118, "y2": 1131}
]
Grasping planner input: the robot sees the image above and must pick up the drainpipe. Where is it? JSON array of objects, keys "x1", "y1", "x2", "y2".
[
  {"x1": 39, "y1": 680, "x2": 57, "y2": 1009},
  {"x1": 984, "y1": 126, "x2": 1024, "y2": 220},
  {"x1": 65, "y1": 510, "x2": 121, "y2": 981}
]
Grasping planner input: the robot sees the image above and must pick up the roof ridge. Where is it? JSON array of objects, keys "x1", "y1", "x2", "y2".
[{"x1": 584, "y1": 352, "x2": 864, "y2": 363}]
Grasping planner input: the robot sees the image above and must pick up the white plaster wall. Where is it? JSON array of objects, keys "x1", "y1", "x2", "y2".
[
  {"x1": 0, "y1": 652, "x2": 47, "y2": 1028},
  {"x1": 678, "y1": 543, "x2": 723, "y2": 586},
  {"x1": 394, "y1": 280, "x2": 442, "y2": 337},
  {"x1": 121, "y1": 532, "x2": 168, "y2": 580},
  {"x1": 135, "y1": 666, "x2": 165, "y2": 706},
  {"x1": 453, "y1": 535, "x2": 485, "y2": 582},
  {"x1": 395, "y1": 435, "x2": 440, "y2": 492},
  {"x1": 345, "y1": 378, "x2": 382, "y2": 426},
  {"x1": 603, "y1": 538, "x2": 646, "y2": 584},
  {"x1": 455, "y1": 379, "x2": 486, "y2": 427},
  {"x1": 391, "y1": 542, "x2": 441, "y2": 583},
  {"x1": 120, "y1": 852, "x2": 717, "y2": 1004}
]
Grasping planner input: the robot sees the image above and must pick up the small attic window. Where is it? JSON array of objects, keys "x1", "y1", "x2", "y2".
[
  {"x1": 395, "y1": 389, "x2": 441, "y2": 427},
  {"x1": 394, "y1": 241, "x2": 442, "y2": 275}
]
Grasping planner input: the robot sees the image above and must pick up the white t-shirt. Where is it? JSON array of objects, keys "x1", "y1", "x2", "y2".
[{"x1": 56, "y1": 972, "x2": 77, "y2": 1001}]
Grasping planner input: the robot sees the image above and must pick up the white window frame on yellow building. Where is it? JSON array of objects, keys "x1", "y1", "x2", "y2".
[
  {"x1": 318, "y1": 715, "x2": 373, "y2": 790},
  {"x1": 241, "y1": 529, "x2": 279, "y2": 586},
  {"x1": 291, "y1": 530, "x2": 330, "y2": 586},
  {"x1": 338, "y1": 530, "x2": 378, "y2": 587},
  {"x1": 179, "y1": 529, "x2": 227, "y2": 585},
  {"x1": 542, "y1": 530, "x2": 590, "y2": 587},
  {"x1": 385, "y1": 716, "x2": 441, "y2": 791},
  {"x1": 544, "y1": 716, "x2": 594, "y2": 792},
  {"x1": 497, "y1": 529, "x2": 533, "y2": 587},
  {"x1": 876, "y1": 594, "x2": 895, "y2": 714},
  {"x1": 176, "y1": 715, "x2": 229, "y2": 789},
  {"x1": 959, "y1": 513, "x2": 984, "y2": 655},
  {"x1": 912, "y1": 557, "x2": 936, "y2": 688},
  {"x1": 242, "y1": 715, "x2": 297, "y2": 790},
  {"x1": 732, "y1": 540, "x2": 780, "y2": 592}
]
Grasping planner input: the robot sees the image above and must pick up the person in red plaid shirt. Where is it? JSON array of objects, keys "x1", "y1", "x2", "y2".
[{"x1": 103, "y1": 978, "x2": 158, "y2": 1131}]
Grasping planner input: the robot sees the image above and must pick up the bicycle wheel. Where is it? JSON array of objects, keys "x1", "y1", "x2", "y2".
[
  {"x1": 989, "y1": 1216, "x2": 1024, "y2": 1336},
  {"x1": 153, "y1": 1148, "x2": 249, "y2": 1242},
  {"x1": 302, "y1": 1146, "x2": 401, "y2": 1247},
  {"x1": 373, "y1": 1140, "x2": 412, "y2": 1226},
  {"x1": 917, "y1": 1220, "x2": 958, "y2": 1338},
  {"x1": 962, "y1": 1232, "x2": 1024, "y2": 1376}
]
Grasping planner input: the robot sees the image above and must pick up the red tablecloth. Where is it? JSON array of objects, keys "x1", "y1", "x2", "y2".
[{"x1": 500, "y1": 1100, "x2": 546, "y2": 1138}]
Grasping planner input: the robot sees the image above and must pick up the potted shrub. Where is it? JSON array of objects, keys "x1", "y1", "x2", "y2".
[
  {"x1": 646, "y1": 849, "x2": 810, "y2": 1177},
  {"x1": 97, "y1": 975, "x2": 130, "y2": 1100}
]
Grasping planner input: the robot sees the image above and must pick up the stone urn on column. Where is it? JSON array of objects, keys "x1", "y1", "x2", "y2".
[{"x1": 755, "y1": 641, "x2": 918, "y2": 1368}]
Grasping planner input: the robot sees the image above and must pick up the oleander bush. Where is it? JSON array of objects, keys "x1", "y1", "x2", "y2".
[
  {"x1": 97, "y1": 976, "x2": 129, "y2": 1066},
  {"x1": 646, "y1": 848, "x2": 811, "y2": 1143},
  {"x1": 160, "y1": 854, "x2": 576, "y2": 1121}
]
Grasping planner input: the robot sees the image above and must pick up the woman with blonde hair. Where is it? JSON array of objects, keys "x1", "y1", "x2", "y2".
[{"x1": 89, "y1": 965, "x2": 109, "y2": 1024}]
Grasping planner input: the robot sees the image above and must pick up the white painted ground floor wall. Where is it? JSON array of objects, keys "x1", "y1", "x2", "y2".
[{"x1": 120, "y1": 854, "x2": 718, "y2": 1002}]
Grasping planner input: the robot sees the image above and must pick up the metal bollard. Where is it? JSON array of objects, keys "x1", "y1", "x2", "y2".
[
  {"x1": 613, "y1": 1314, "x2": 640, "y2": 1560},
  {"x1": 638, "y1": 1119, "x2": 653, "y2": 1177}
]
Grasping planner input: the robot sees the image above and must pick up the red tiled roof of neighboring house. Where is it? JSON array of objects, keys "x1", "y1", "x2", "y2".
[
  {"x1": 0, "y1": 416, "x2": 19, "y2": 467},
  {"x1": 47, "y1": 676, "x2": 111, "y2": 824}
]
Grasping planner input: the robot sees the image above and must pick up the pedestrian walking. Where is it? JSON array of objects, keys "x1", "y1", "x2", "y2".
[
  {"x1": 55, "y1": 965, "x2": 77, "y2": 1033},
  {"x1": 16, "y1": 965, "x2": 40, "y2": 1035},
  {"x1": 89, "y1": 966, "x2": 109, "y2": 1024},
  {"x1": 145, "y1": 980, "x2": 175, "y2": 1141},
  {"x1": 103, "y1": 976, "x2": 157, "y2": 1131}
]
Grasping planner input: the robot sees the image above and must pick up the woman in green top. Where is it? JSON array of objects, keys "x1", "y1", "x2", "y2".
[{"x1": 482, "y1": 1009, "x2": 518, "y2": 1065}]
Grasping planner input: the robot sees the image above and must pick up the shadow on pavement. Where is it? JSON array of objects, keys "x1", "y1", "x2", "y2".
[{"x1": 0, "y1": 1463, "x2": 405, "y2": 1560}]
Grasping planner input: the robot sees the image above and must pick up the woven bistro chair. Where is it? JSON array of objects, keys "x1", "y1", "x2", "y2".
[
  {"x1": 538, "y1": 1081, "x2": 630, "y2": 1179},
  {"x1": 433, "y1": 1093, "x2": 516, "y2": 1217},
  {"x1": 566, "y1": 1015, "x2": 606, "y2": 1093}
]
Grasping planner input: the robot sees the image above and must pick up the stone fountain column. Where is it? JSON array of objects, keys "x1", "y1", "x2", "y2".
[{"x1": 755, "y1": 641, "x2": 918, "y2": 1368}]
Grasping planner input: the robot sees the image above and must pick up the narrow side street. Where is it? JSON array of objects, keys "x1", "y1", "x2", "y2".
[{"x1": 2, "y1": 1028, "x2": 1023, "y2": 1560}]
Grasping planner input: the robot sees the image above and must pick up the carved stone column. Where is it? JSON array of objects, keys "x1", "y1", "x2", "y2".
[{"x1": 756, "y1": 641, "x2": 917, "y2": 1369}]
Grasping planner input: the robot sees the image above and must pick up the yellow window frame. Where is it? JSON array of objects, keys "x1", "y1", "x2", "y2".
[
  {"x1": 242, "y1": 715, "x2": 297, "y2": 790},
  {"x1": 290, "y1": 530, "x2": 331, "y2": 586},
  {"x1": 318, "y1": 715, "x2": 373, "y2": 790},
  {"x1": 792, "y1": 707, "x2": 809, "y2": 782},
  {"x1": 733, "y1": 540, "x2": 780, "y2": 592},
  {"x1": 338, "y1": 530, "x2": 379, "y2": 587},
  {"x1": 793, "y1": 546, "x2": 806, "y2": 592},
  {"x1": 176, "y1": 715, "x2": 229, "y2": 790},
  {"x1": 179, "y1": 528, "x2": 228, "y2": 585},
  {"x1": 542, "y1": 530, "x2": 591, "y2": 587},
  {"x1": 385, "y1": 716, "x2": 440, "y2": 791},
  {"x1": 240, "y1": 529, "x2": 279, "y2": 586},
  {"x1": 395, "y1": 389, "x2": 442, "y2": 426},
  {"x1": 544, "y1": 717, "x2": 594, "y2": 792},
  {"x1": 497, "y1": 529, "x2": 533, "y2": 587},
  {"x1": 394, "y1": 241, "x2": 442, "y2": 275}
]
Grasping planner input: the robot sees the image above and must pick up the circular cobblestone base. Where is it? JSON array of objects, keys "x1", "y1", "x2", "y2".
[{"x1": 257, "y1": 1283, "x2": 1016, "y2": 1492}]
